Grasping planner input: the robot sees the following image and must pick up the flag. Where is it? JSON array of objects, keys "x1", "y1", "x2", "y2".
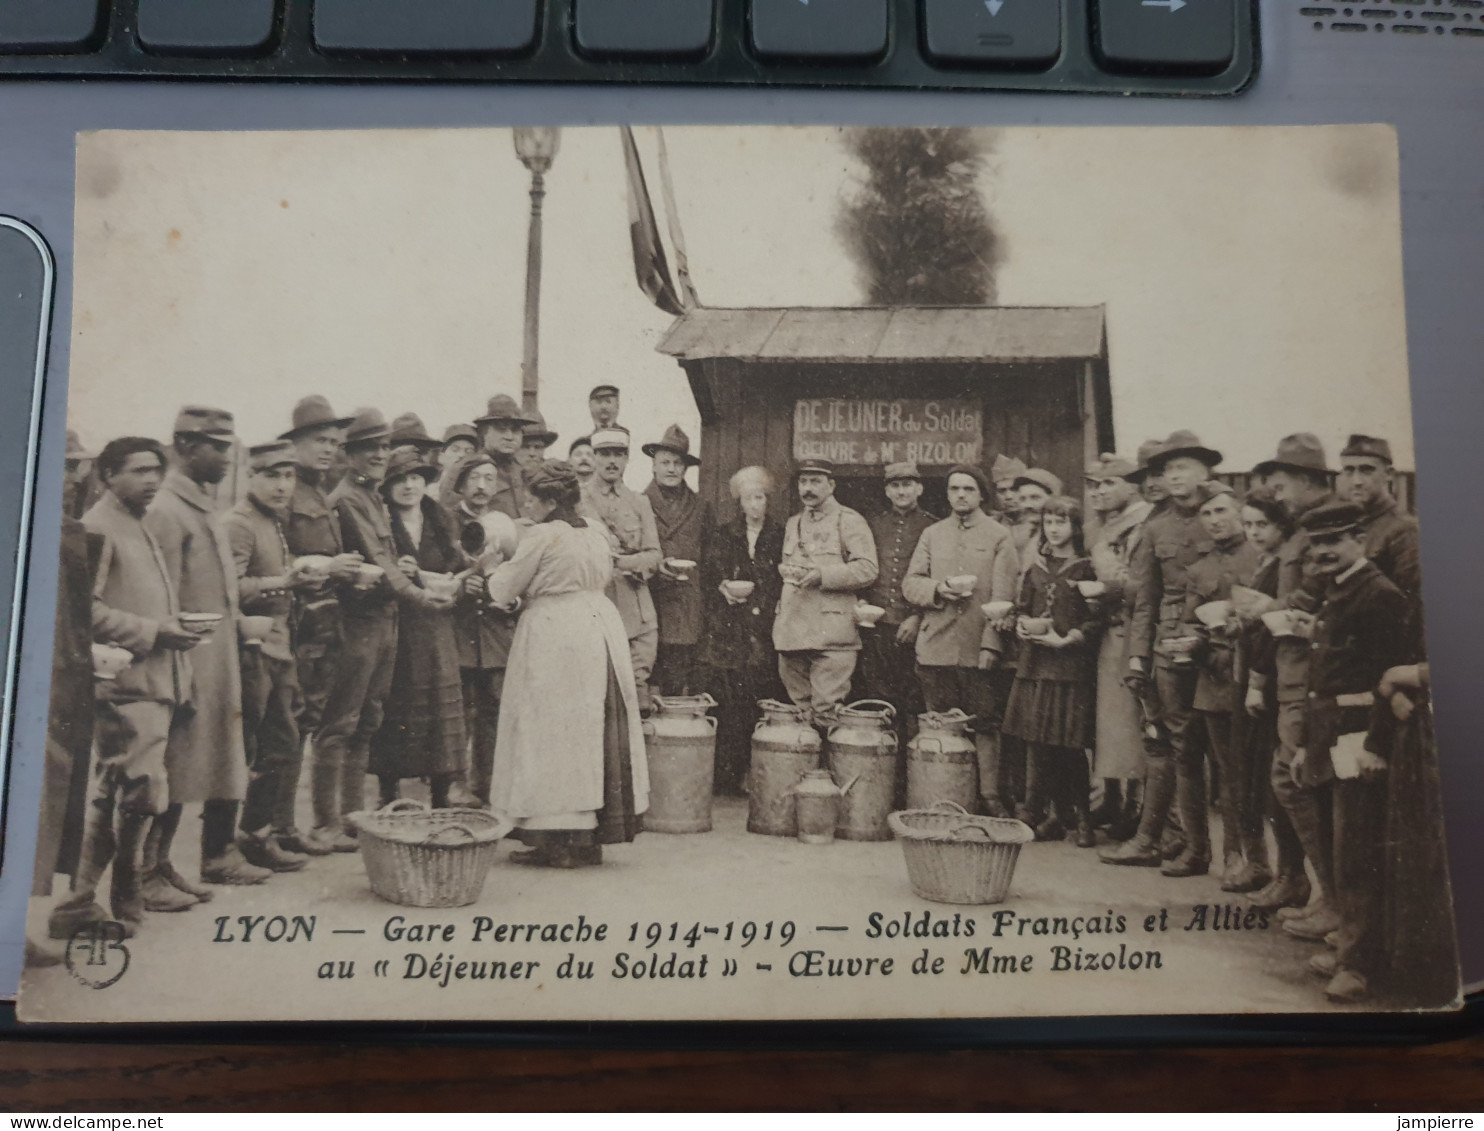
[
  {"x1": 656, "y1": 127, "x2": 700, "y2": 310},
  {"x1": 620, "y1": 125, "x2": 683, "y2": 317}
]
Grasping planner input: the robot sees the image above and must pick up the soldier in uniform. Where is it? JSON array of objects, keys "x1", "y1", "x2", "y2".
[
  {"x1": 588, "y1": 384, "x2": 621, "y2": 432},
  {"x1": 518, "y1": 409, "x2": 559, "y2": 477},
  {"x1": 773, "y1": 458, "x2": 879, "y2": 728},
  {"x1": 1338, "y1": 434, "x2": 1422, "y2": 633},
  {"x1": 861, "y1": 462, "x2": 936, "y2": 755},
  {"x1": 1249, "y1": 433, "x2": 1336, "y2": 922},
  {"x1": 902, "y1": 464, "x2": 1018, "y2": 815},
  {"x1": 580, "y1": 426, "x2": 662, "y2": 711},
  {"x1": 1102, "y1": 431, "x2": 1222, "y2": 877},
  {"x1": 643, "y1": 425, "x2": 706, "y2": 696},
  {"x1": 1130, "y1": 439, "x2": 1171, "y2": 513},
  {"x1": 990, "y1": 454, "x2": 1027, "y2": 529},
  {"x1": 389, "y1": 413, "x2": 442, "y2": 461},
  {"x1": 569, "y1": 436, "x2": 596, "y2": 491},
  {"x1": 473, "y1": 394, "x2": 536, "y2": 521},
  {"x1": 436, "y1": 423, "x2": 479, "y2": 509},
  {"x1": 1011, "y1": 468, "x2": 1062, "y2": 571}
]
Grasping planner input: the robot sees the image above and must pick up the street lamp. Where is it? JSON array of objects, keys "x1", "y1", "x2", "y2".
[{"x1": 512, "y1": 127, "x2": 561, "y2": 415}]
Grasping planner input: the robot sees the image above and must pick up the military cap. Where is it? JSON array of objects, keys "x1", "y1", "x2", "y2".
[
  {"x1": 65, "y1": 429, "x2": 94, "y2": 462},
  {"x1": 1299, "y1": 501, "x2": 1364, "y2": 538},
  {"x1": 247, "y1": 440, "x2": 296, "y2": 472},
  {"x1": 568, "y1": 435, "x2": 594, "y2": 454},
  {"x1": 451, "y1": 452, "x2": 497, "y2": 494},
  {"x1": 1012, "y1": 467, "x2": 1063, "y2": 496},
  {"x1": 441, "y1": 423, "x2": 479, "y2": 448},
  {"x1": 1085, "y1": 452, "x2": 1138, "y2": 481},
  {"x1": 1253, "y1": 433, "x2": 1332, "y2": 478},
  {"x1": 1194, "y1": 479, "x2": 1238, "y2": 507},
  {"x1": 589, "y1": 384, "x2": 620, "y2": 400},
  {"x1": 794, "y1": 457, "x2": 837, "y2": 479},
  {"x1": 280, "y1": 395, "x2": 356, "y2": 441},
  {"x1": 1147, "y1": 430, "x2": 1223, "y2": 473},
  {"x1": 522, "y1": 408, "x2": 559, "y2": 450},
  {"x1": 1340, "y1": 434, "x2": 1394, "y2": 465},
  {"x1": 342, "y1": 407, "x2": 393, "y2": 448},
  {"x1": 945, "y1": 462, "x2": 991, "y2": 498},
  {"x1": 883, "y1": 461, "x2": 922, "y2": 483},
  {"x1": 1127, "y1": 438, "x2": 1167, "y2": 483},
  {"x1": 590, "y1": 427, "x2": 632, "y2": 452},
  {"x1": 474, "y1": 394, "x2": 536, "y2": 428},
  {"x1": 990, "y1": 453, "x2": 1028, "y2": 486},
  {"x1": 642, "y1": 423, "x2": 701, "y2": 467},
  {"x1": 173, "y1": 405, "x2": 235, "y2": 440}
]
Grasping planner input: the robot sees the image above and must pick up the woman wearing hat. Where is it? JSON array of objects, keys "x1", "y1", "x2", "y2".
[
  {"x1": 486, "y1": 461, "x2": 649, "y2": 867},
  {"x1": 367, "y1": 449, "x2": 471, "y2": 809}
]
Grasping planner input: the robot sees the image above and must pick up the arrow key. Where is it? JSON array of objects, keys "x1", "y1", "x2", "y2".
[
  {"x1": 922, "y1": 0, "x2": 1060, "y2": 70},
  {"x1": 1093, "y1": 0, "x2": 1236, "y2": 74}
]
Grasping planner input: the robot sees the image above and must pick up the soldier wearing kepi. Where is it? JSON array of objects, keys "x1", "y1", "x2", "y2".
[
  {"x1": 1102, "y1": 430, "x2": 1222, "y2": 876},
  {"x1": 774, "y1": 458, "x2": 879, "y2": 729},
  {"x1": 580, "y1": 426, "x2": 662, "y2": 711},
  {"x1": 145, "y1": 407, "x2": 260, "y2": 893},
  {"x1": 862, "y1": 462, "x2": 936, "y2": 754},
  {"x1": 473, "y1": 394, "x2": 536, "y2": 520},
  {"x1": 902, "y1": 463, "x2": 1019, "y2": 815},
  {"x1": 588, "y1": 384, "x2": 621, "y2": 432},
  {"x1": 643, "y1": 425, "x2": 707, "y2": 696},
  {"x1": 222, "y1": 440, "x2": 319, "y2": 873}
]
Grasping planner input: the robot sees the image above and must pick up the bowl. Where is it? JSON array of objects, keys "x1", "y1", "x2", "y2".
[
  {"x1": 1018, "y1": 616, "x2": 1052, "y2": 636},
  {"x1": 854, "y1": 602, "x2": 886, "y2": 627},
  {"x1": 667, "y1": 558, "x2": 697, "y2": 578},
  {"x1": 980, "y1": 600, "x2": 1014, "y2": 620},
  {"x1": 722, "y1": 579, "x2": 755, "y2": 600},
  {"x1": 1076, "y1": 580, "x2": 1107, "y2": 599},
  {"x1": 91, "y1": 643, "x2": 133, "y2": 680},
  {"x1": 178, "y1": 612, "x2": 224, "y2": 634},
  {"x1": 418, "y1": 571, "x2": 462, "y2": 600},
  {"x1": 293, "y1": 554, "x2": 333, "y2": 582},
  {"x1": 353, "y1": 563, "x2": 385, "y2": 590},
  {"x1": 238, "y1": 615, "x2": 275, "y2": 645},
  {"x1": 1195, "y1": 600, "x2": 1233, "y2": 629},
  {"x1": 1163, "y1": 635, "x2": 1202, "y2": 659},
  {"x1": 945, "y1": 573, "x2": 978, "y2": 597}
]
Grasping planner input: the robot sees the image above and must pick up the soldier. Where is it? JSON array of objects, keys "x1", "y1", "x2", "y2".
[
  {"x1": 1102, "y1": 430, "x2": 1222, "y2": 877},
  {"x1": 436, "y1": 423, "x2": 479, "y2": 509},
  {"x1": 145, "y1": 407, "x2": 261, "y2": 895},
  {"x1": 1084, "y1": 453, "x2": 1153, "y2": 839},
  {"x1": 990, "y1": 454, "x2": 1027, "y2": 526},
  {"x1": 580, "y1": 426, "x2": 662, "y2": 711},
  {"x1": 280, "y1": 396, "x2": 363, "y2": 798},
  {"x1": 1338, "y1": 434, "x2": 1422, "y2": 632},
  {"x1": 588, "y1": 384, "x2": 621, "y2": 432},
  {"x1": 643, "y1": 425, "x2": 706, "y2": 696},
  {"x1": 222, "y1": 440, "x2": 319, "y2": 873},
  {"x1": 861, "y1": 461, "x2": 936, "y2": 753},
  {"x1": 1011, "y1": 468, "x2": 1062, "y2": 570},
  {"x1": 902, "y1": 464, "x2": 1018, "y2": 815},
  {"x1": 1179, "y1": 481, "x2": 1269, "y2": 893},
  {"x1": 1290, "y1": 503, "x2": 1410, "y2": 1002},
  {"x1": 316, "y1": 408, "x2": 455, "y2": 850},
  {"x1": 51, "y1": 438, "x2": 202, "y2": 939},
  {"x1": 518, "y1": 409, "x2": 559, "y2": 477},
  {"x1": 1247, "y1": 433, "x2": 1336, "y2": 921},
  {"x1": 473, "y1": 394, "x2": 536, "y2": 520},
  {"x1": 569, "y1": 435, "x2": 596, "y2": 491},
  {"x1": 389, "y1": 412, "x2": 442, "y2": 461},
  {"x1": 773, "y1": 458, "x2": 879, "y2": 728},
  {"x1": 1130, "y1": 439, "x2": 1171, "y2": 513}
]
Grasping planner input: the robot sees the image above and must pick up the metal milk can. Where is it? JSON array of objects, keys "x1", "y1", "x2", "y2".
[
  {"x1": 824, "y1": 699, "x2": 898, "y2": 841},
  {"x1": 748, "y1": 699, "x2": 822, "y2": 837},
  {"x1": 906, "y1": 709, "x2": 979, "y2": 812},
  {"x1": 793, "y1": 770, "x2": 842, "y2": 845},
  {"x1": 642, "y1": 693, "x2": 718, "y2": 834}
]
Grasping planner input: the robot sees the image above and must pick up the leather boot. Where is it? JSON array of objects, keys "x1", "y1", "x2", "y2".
[
  {"x1": 239, "y1": 831, "x2": 308, "y2": 873},
  {"x1": 340, "y1": 742, "x2": 370, "y2": 824},
  {"x1": 1173, "y1": 755, "x2": 1211, "y2": 869},
  {"x1": 1107, "y1": 787, "x2": 1141, "y2": 843},
  {"x1": 1250, "y1": 872, "x2": 1311, "y2": 912},
  {"x1": 974, "y1": 732, "x2": 1007, "y2": 818},
  {"x1": 109, "y1": 810, "x2": 151, "y2": 938},
  {"x1": 48, "y1": 793, "x2": 116, "y2": 939},
  {"x1": 138, "y1": 806, "x2": 197, "y2": 912},
  {"x1": 1161, "y1": 848, "x2": 1210, "y2": 878},
  {"x1": 1088, "y1": 779, "x2": 1123, "y2": 830},
  {"x1": 311, "y1": 750, "x2": 341, "y2": 831},
  {"x1": 1101, "y1": 757, "x2": 1174, "y2": 866}
]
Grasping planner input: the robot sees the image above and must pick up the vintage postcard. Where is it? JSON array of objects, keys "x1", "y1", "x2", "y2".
[{"x1": 18, "y1": 123, "x2": 1459, "y2": 1022}]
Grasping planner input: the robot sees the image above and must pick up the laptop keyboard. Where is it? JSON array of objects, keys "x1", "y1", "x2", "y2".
[{"x1": 0, "y1": 0, "x2": 1257, "y2": 96}]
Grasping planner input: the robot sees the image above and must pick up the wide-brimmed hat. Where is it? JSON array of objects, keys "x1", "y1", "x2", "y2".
[
  {"x1": 379, "y1": 446, "x2": 440, "y2": 492},
  {"x1": 990, "y1": 453, "x2": 1028, "y2": 486},
  {"x1": 522, "y1": 409, "x2": 559, "y2": 449},
  {"x1": 65, "y1": 429, "x2": 94, "y2": 462},
  {"x1": 794, "y1": 457, "x2": 837, "y2": 479},
  {"x1": 1127, "y1": 438, "x2": 1166, "y2": 484},
  {"x1": 1253, "y1": 433, "x2": 1332, "y2": 478},
  {"x1": 172, "y1": 405, "x2": 235, "y2": 441},
  {"x1": 279, "y1": 395, "x2": 356, "y2": 441},
  {"x1": 1194, "y1": 479, "x2": 1238, "y2": 507},
  {"x1": 883, "y1": 461, "x2": 921, "y2": 483},
  {"x1": 343, "y1": 407, "x2": 393, "y2": 448},
  {"x1": 390, "y1": 412, "x2": 441, "y2": 455},
  {"x1": 642, "y1": 424, "x2": 700, "y2": 467},
  {"x1": 1340, "y1": 434, "x2": 1394, "y2": 465},
  {"x1": 441, "y1": 423, "x2": 479, "y2": 448},
  {"x1": 1147, "y1": 430, "x2": 1222, "y2": 473},
  {"x1": 247, "y1": 439, "x2": 296, "y2": 473},
  {"x1": 1299, "y1": 501, "x2": 1363, "y2": 538},
  {"x1": 1085, "y1": 452, "x2": 1137, "y2": 482},
  {"x1": 591, "y1": 427, "x2": 632, "y2": 452},
  {"x1": 474, "y1": 394, "x2": 536, "y2": 428},
  {"x1": 1012, "y1": 468, "x2": 1063, "y2": 496}
]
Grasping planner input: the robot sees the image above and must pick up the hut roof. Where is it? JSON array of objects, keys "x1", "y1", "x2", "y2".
[{"x1": 657, "y1": 305, "x2": 1106, "y2": 364}]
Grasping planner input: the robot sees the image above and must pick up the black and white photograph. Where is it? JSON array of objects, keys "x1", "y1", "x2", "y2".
[{"x1": 17, "y1": 122, "x2": 1460, "y2": 1022}]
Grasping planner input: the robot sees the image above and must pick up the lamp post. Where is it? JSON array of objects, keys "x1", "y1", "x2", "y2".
[{"x1": 512, "y1": 127, "x2": 561, "y2": 415}]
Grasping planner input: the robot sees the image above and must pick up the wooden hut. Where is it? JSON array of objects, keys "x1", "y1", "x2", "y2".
[{"x1": 657, "y1": 305, "x2": 1113, "y2": 521}]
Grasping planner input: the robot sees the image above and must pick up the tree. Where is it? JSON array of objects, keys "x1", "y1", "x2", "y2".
[{"x1": 836, "y1": 127, "x2": 1001, "y2": 307}]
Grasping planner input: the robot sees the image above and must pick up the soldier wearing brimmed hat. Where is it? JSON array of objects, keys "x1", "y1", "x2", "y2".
[
  {"x1": 1128, "y1": 438, "x2": 1172, "y2": 511},
  {"x1": 643, "y1": 425, "x2": 706, "y2": 695},
  {"x1": 588, "y1": 384, "x2": 621, "y2": 432},
  {"x1": 143, "y1": 407, "x2": 261, "y2": 894},
  {"x1": 436, "y1": 423, "x2": 480, "y2": 508},
  {"x1": 1291, "y1": 500, "x2": 1412, "y2": 1002},
  {"x1": 389, "y1": 413, "x2": 442, "y2": 461},
  {"x1": 1102, "y1": 430, "x2": 1223, "y2": 876},
  {"x1": 773, "y1": 458, "x2": 879, "y2": 727},
  {"x1": 474, "y1": 394, "x2": 535, "y2": 521},
  {"x1": 517, "y1": 408, "x2": 559, "y2": 478},
  {"x1": 1084, "y1": 453, "x2": 1154, "y2": 838},
  {"x1": 1338, "y1": 434, "x2": 1421, "y2": 625},
  {"x1": 861, "y1": 461, "x2": 936, "y2": 752},
  {"x1": 222, "y1": 440, "x2": 324, "y2": 873},
  {"x1": 1246, "y1": 432, "x2": 1338, "y2": 922},
  {"x1": 579, "y1": 426, "x2": 662, "y2": 709}
]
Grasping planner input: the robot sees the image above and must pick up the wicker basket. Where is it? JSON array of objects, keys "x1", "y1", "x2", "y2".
[
  {"x1": 888, "y1": 801, "x2": 1035, "y2": 905},
  {"x1": 347, "y1": 799, "x2": 512, "y2": 908}
]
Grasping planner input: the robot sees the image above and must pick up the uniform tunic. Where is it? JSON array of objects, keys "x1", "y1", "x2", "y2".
[
  {"x1": 1181, "y1": 533, "x2": 1260, "y2": 714},
  {"x1": 145, "y1": 471, "x2": 247, "y2": 805},
  {"x1": 773, "y1": 496, "x2": 879, "y2": 654},
  {"x1": 284, "y1": 464, "x2": 345, "y2": 735},
  {"x1": 902, "y1": 508, "x2": 1018, "y2": 668},
  {"x1": 580, "y1": 479, "x2": 661, "y2": 656},
  {"x1": 866, "y1": 506, "x2": 936, "y2": 626}
]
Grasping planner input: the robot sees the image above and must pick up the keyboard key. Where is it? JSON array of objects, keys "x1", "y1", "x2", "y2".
[
  {"x1": 923, "y1": 0, "x2": 1060, "y2": 68},
  {"x1": 314, "y1": 0, "x2": 539, "y2": 56},
  {"x1": 575, "y1": 0, "x2": 714, "y2": 59},
  {"x1": 138, "y1": 0, "x2": 276, "y2": 54},
  {"x1": 750, "y1": 0, "x2": 888, "y2": 61},
  {"x1": 1093, "y1": 0, "x2": 1236, "y2": 73},
  {"x1": 0, "y1": 0, "x2": 102, "y2": 52}
]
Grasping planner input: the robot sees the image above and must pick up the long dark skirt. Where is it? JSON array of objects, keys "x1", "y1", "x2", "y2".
[
  {"x1": 1004, "y1": 676, "x2": 1095, "y2": 750},
  {"x1": 369, "y1": 607, "x2": 466, "y2": 781},
  {"x1": 598, "y1": 655, "x2": 643, "y2": 845}
]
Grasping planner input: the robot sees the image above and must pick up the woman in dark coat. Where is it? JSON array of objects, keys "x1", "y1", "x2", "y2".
[
  {"x1": 369, "y1": 449, "x2": 469, "y2": 808},
  {"x1": 699, "y1": 466, "x2": 786, "y2": 795}
]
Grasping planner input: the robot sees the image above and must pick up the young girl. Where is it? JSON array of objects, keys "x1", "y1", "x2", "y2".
[{"x1": 1003, "y1": 496, "x2": 1102, "y2": 846}]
